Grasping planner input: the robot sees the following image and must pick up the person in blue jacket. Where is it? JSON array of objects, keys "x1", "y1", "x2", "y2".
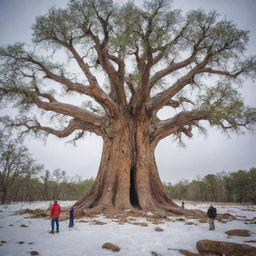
[{"x1": 69, "y1": 206, "x2": 75, "y2": 228}]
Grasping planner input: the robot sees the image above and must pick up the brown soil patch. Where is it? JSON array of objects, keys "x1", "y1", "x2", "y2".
[
  {"x1": 179, "y1": 249, "x2": 199, "y2": 256},
  {"x1": 185, "y1": 222, "x2": 197, "y2": 225},
  {"x1": 155, "y1": 227, "x2": 164, "y2": 232},
  {"x1": 127, "y1": 217, "x2": 137, "y2": 221},
  {"x1": 225, "y1": 229, "x2": 251, "y2": 237},
  {"x1": 30, "y1": 251, "x2": 39, "y2": 255},
  {"x1": 78, "y1": 220, "x2": 89, "y2": 223},
  {"x1": 199, "y1": 219, "x2": 207, "y2": 223},
  {"x1": 176, "y1": 217, "x2": 186, "y2": 222},
  {"x1": 216, "y1": 213, "x2": 236, "y2": 221},
  {"x1": 91, "y1": 220, "x2": 107, "y2": 225},
  {"x1": 17, "y1": 209, "x2": 48, "y2": 219},
  {"x1": 150, "y1": 220, "x2": 165, "y2": 225},
  {"x1": 79, "y1": 206, "x2": 208, "y2": 220},
  {"x1": 115, "y1": 217, "x2": 128, "y2": 224},
  {"x1": 129, "y1": 221, "x2": 148, "y2": 227},
  {"x1": 245, "y1": 220, "x2": 256, "y2": 224},
  {"x1": 151, "y1": 251, "x2": 164, "y2": 256},
  {"x1": 244, "y1": 240, "x2": 256, "y2": 243},
  {"x1": 102, "y1": 242, "x2": 120, "y2": 252}
]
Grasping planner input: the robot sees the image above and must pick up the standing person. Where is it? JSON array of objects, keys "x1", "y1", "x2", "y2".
[
  {"x1": 207, "y1": 204, "x2": 217, "y2": 230},
  {"x1": 181, "y1": 201, "x2": 185, "y2": 209},
  {"x1": 69, "y1": 206, "x2": 75, "y2": 228},
  {"x1": 50, "y1": 200, "x2": 61, "y2": 234}
]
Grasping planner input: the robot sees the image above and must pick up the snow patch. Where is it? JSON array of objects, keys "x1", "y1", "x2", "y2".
[{"x1": 0, "y1": 201, "x2": 255, "y2": 256}]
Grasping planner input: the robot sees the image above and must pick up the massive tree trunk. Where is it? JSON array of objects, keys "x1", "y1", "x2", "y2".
[{"x1": 74, "y1": 116, "x2": 178, "y2": 214}]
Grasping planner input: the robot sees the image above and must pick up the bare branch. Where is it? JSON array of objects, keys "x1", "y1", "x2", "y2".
[
  {"x1": 67, "y1": 45, "x2": 100, "y2": 85},
  {"x1": 164, "y1": 97, "x2": 195, "y2": 108},
  {"x1": 153, "y1": 110, "x2": 207, "y2": 143},
  {"x1": 200, "y1": 67, "x2": 242, "y2": 78},
  {"x1": 107, "y1": 53, "x2": 125, "y2": 83},
  {"x1": 6, "y1": 53, "x2": 119, "y2": 117},
  {"x1": 12, "y1": 118, "x2": 87, "y2": 138},
  {"x1": 125, "y1": 75, "x2": 136, "y2": 97},
  {"x1": 0, "y1": 86, "x2": 105, "y2": 131},
  {"x1": 149, "y1": 56, "x2": 196, "y2": 90}
]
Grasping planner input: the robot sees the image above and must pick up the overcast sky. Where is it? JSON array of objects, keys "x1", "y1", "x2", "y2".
[{"x1": 0, "y1": 0, "x2": 255, "y2": 183}]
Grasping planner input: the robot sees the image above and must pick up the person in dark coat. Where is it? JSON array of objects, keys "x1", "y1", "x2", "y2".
[
  {"x1": 69, "y1": 206, "x2": 75, "y2": 228},
  {"x1": 181, "y1": 201, "x2": 185, "y2": 209},
  {"x1": 207, "y1": 204, "x2": 217, "y2": 230}
]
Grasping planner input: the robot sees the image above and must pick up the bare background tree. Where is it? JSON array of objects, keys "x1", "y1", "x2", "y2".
[
  {"x1": 0, "y1": 0, "x2": 255, "y2": 214},
  {"x1": 0, "y1": 131, "x2": 42, "y2": 203}
]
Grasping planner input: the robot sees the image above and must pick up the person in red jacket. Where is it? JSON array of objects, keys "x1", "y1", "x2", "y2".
[{"x1": 50, "y1": 200, "x2": 61, "y2": 234}]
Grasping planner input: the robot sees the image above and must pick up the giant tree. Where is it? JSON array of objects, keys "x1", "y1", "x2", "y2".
[{"x1": 0, "y1": 0, "x2": 255, "y2": 214}]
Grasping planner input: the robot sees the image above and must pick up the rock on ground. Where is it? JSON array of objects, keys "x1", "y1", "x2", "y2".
[
  {"x1": 196, "y1": 239, "x2": 256, "y2": 256},
  {"x1": 225, "y1": 229, "x2": 251, "y2": 237},
  {"x1": 102, "y1": 242, "x2": 120, "y2": 252}
]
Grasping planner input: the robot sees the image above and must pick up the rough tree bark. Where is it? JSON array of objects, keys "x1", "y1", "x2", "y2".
[{"x1": 74, "y1": 113, "x2": 188, "y2": 215}]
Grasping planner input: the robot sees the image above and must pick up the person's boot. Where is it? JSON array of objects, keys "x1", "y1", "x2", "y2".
[{"x1": 50, "y1": 230, "x2": 54, "y2": 234}]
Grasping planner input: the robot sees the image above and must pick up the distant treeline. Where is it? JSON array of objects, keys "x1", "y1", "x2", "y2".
[
  {"x1": 163, "y1": 168, "x2": 256, "y2": 204},
  {"x1": 1, "y1": 131, "x2": 255, "y2": 204},
  {"x1": 5, "y1": 172, "x2": 95, "y2": 203},
  {"x1": 2, "y1": 168, "x2": 256, "y2": 204},
  {"x1": 0, "y1": 130, "x2": 95, "y2": 204}
]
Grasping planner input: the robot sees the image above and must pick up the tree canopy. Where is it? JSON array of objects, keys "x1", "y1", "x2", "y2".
[{"x1": 0, "y1": 0, "x2": 255, "y2": 141}]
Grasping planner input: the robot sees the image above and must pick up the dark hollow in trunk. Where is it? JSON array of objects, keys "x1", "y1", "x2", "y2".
[{"x1": 130, "y1": 167, "x2": 139, "y2": 207}]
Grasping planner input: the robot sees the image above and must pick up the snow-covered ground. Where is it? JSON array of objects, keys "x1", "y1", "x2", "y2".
[{"x1": 0, "y1": 200, "x2": 255, "y2": 256}]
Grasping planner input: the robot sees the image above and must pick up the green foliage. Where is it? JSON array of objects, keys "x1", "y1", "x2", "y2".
[
  {"x1": 199, "y1": 82, "x2": 256, "y2": 132},
  {"x1": 164, "y1": 168, "x2": 256, "y2": 204}
]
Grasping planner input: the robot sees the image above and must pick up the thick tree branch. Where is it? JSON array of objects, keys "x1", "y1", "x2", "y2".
[
  {"x1": 33, "y1": 97, "x2": 104, "y2": 127},
  {"x1": 149, "y1": 56, "x2": 196, "y2": 90},
  {"x1": 165, "y1": 97, "x2": 195, "y2": 108},
  {"x1": 132, "y1": 45, "x2": 145, "y2": 72},
  {"x1": 83, "y1": 25, "x2": 126, "y2": 106},
  {"x1": 0, "y1": 86, "x2": 105, "y2": 131},
  {"x1": 46, "y1": 71, "x2": 118, "y2": 117},
  {"x1": 107, "y1": 53, "x2": 125, "y2": 84},
  {"x1": 125, "y1": 75, "x2": 136, "y2": 97},
  {"x1": 11, "y1": 118, "x2": 104, "y2": 137},
  {"x1": 67, "y1": 45, "x2": 99, "y2": 85},
  {"x1": 97, "y1": 47, "x2": 127, "y2": 107},
  {"x1": 153, "y1": 110, "x2": 207, "y2": 143},
  {"x1": 11, "y1": 54, "x2": 119, "y2": 117},
  {"x1": 200, "y1": 67, "x2": 243, "y2": 78},
  {"x1": 147, "y1": 60, "x2": 206, "y2": 114}
]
